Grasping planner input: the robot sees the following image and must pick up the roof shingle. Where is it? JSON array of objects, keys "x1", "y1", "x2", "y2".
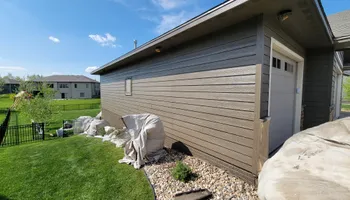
[
  {"x1": 3, "y1": 78, "x2": 20, "y2": 84},
  {"x1": 328, "y1": 10, "x2": 350, "y2": 38},
  {"x1": 36, "y1": 75, "x2": 98, "y2": 83}
]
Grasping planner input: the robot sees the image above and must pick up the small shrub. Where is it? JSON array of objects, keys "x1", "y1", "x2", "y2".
[
  {"x1": 171, "y1": 161, "x2": 193, "y2": 183},
  {"x1": 9, "y1": 93, "x2": 16, "y2": 100}
]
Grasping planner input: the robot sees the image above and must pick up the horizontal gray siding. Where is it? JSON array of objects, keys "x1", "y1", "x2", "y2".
[
  {"x1": 303, "y1": 49, "x2": 334, "y2": 128},
  {"x1": 100, "y1": 18, "x2": 259, "y2": 177}
]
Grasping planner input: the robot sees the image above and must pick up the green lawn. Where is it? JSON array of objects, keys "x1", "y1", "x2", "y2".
[
  {"x1": 342, "y1": 104, "x2": 350, "y2": 111},
  {"x1": 47, "y1": 109, "x2": 101, "y2": 131},
  {"x1": 0, "y1": 97, "x2": 100, "y2": 110},
  {"x1": 9, "y1": 109, "x2": 100, "y2": 135},
  {"x1": 0, "y1": 97, "x2": 101, "y2": 139},
  {"x1": 0, "y1": 114, "x2": 6, "y2": 124},
  {"x1": 0, "y1": 98, "x2": 14, "y2": 109},
  {"x1": 0, "y1": 96, "x2": 12, "y2": 122},
  {"x1": 0, "y1": 136, "x2": 153, "y2": 200}
]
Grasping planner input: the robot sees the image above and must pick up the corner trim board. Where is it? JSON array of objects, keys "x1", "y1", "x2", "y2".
[{"x1": 252, "y1": 64, "x2": 262, "y2": 175}]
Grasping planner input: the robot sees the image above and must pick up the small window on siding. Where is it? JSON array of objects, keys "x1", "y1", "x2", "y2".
[
  {"x1": 277, "y1": 59, "x2": 281, "y2": 69},
  {"x1": 285, "y1": 62, "x2": 294, "y2": 73},
  {"x1": 59, "y1": 84, "x2": 69, "y2": 88},
  {"x1": 80, "y1": 92, "x2": 85, "y2": 97},
  {"x1": 75, "y1": 84, "x2": 77, "y2": 88},
  {"x1": 125, "y1": 78, "x2": 132, "y2": 96}
]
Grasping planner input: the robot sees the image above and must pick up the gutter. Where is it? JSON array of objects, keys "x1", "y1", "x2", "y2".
[
  {"x1": 91, "y1": 0, "x2": 249, "y2": 75},
  {"x1": 314, "y1": 0, "x2": 335, "y2": 44},
  {"x1": 334, "y1": 35, "x2": 350, "y2": 48}
]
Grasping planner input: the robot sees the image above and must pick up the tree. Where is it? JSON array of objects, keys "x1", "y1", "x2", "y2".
[
  {"x1": 0, "y1": 77, "x2": 4, "y2": 93},
  {"x1": 3, "y1": 73, "x2": 14, "y2": 80},
  {"x1": 18, "y1": 79, "x2": 37, "y2": 93},
  {"x1": 26, "y1": 74, "x2": 43, "y2": 81},
  {"x1": 344, "y1": 76, "x2": 350, "y2": 101},
  {"x1": 16, "y1": 82, "x2": 60, "y2": 124}
]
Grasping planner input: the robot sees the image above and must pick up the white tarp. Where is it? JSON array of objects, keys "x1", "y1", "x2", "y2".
[
  {"x1": 87, "y1": 119, "x2": 109, "y2": 136},
  {"x1": 102, "y1": 127, "x2": 131, "y2": 148},
  {"x1": 258, "y1": 117, "x2": 350, "y2": 200},
  {"x1": 96, "y1": 112, "x2": 102, "y2": 119},
  {"x1": 74, "y1": 116, "x2": 94, "y2": 134},
  {"x1": 119, "y1": 114, "x2": 165, "y2": 169}
]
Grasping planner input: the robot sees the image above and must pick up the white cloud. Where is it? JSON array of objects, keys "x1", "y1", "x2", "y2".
[
  {"x1": 88, "y1": 33, "x2": 120, "y2": 48},
  {"x1": 152, "y1": 0, "x2": 186, "y2": 10},
  {"x1": 0, "y1": 66, "x2": 27, "y2": 72},
  {"x1": 85, "y1": 66, "x2": 98, "y2": 73},
  {"x1": 49, "y1": 36, "x2": 60, "y2": 43},
  {"x1": 156, "y1": 11, "x2": 189, "y2": 34}
]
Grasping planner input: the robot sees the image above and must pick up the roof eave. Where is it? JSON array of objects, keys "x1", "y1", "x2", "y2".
[
  {"x1": 315, "y1": 0, "x2": 335, "y2": 44},
  {"x1": 334, "y1": 36, "x2": 350, "y2": 50},
  {"x1": 91, "y1": 0, "x2": 250, "y2": 75}
]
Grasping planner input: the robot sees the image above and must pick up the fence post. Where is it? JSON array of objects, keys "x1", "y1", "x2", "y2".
[
  {"x1": 15, "y1": 112, "x2": 19, "y2": 126},
  {"x1": 42, "y1": 123, "x2": 45, "y2": 140},
  {"x1": 0, "y1": 125, "x2": 3, "y2": 146},
  {"x1": 32, "y1": 123, "x2": 35, "y2": 140},
  {"x1": 16, "y1": 125, "x2": 19, "y2": 145}
]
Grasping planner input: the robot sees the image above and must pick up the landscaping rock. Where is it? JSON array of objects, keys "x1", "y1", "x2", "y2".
[{"x1": 144, "y1": 149, "x2": 258, "y2": 200}]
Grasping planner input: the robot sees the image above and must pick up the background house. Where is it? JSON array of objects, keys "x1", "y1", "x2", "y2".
[
  {"x1": 35, "y1": 75, "x2": 100, "y2": 99},
  {"x1": 0, "y1": 79, "x2": 20, "y2": 94}
]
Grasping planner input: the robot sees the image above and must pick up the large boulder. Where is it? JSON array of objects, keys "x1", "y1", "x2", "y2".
[{"x1": 258, "y1": 117, "x2": 350, "y2": 200}]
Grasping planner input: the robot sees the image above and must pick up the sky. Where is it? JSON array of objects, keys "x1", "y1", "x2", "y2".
[{"x1": 0, "y1": 0, "x2": 349, "y2": 81}]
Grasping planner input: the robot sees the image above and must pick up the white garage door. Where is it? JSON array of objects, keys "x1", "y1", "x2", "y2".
[{"x1": 269, "y1": 51, "x2": 297, "y2": 153}]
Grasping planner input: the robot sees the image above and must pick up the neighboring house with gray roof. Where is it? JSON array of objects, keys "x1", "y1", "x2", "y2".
[
  {"x1": 328, "y1": 10, "x2": 350, "y2": 69},
  {"x1": 35, "y1": 75, "x2": 100, "y2": 99},
  {"x1": 0, "y1": 78, "x2": 20, "y2": 94}
]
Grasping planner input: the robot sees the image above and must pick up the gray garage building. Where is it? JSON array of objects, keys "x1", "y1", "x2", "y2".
[{"x1": 92, "y1": 0, "x2": 350, "y2": 183}]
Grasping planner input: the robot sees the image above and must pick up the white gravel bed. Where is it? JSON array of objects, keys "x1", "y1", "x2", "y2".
[{"x1": 144, "y1": 149, "x2": 258, "y2": 200}]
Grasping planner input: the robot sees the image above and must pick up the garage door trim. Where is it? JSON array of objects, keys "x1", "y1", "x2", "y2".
[{"x1": 268, "y1": 38, "x2": 305, "y2": 135}]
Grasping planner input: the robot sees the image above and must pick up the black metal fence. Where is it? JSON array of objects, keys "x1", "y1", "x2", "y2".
[
  {"x1": 1, "y1": 123, "x2": 45, "y2": 147},
  {"x1": 0, "y1": 109, "x2": 11, "y2": 145},
  {"x1": 57, "y1": 103, "x2": 100, "y2": 111},
  {"x1": 0, "y1": 109, "x2": 9, "y2": 114}
]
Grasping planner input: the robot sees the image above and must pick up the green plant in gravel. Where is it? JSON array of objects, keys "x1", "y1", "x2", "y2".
[{"x1": 171, "y1": 161, "x2": 194, "y2": 183}]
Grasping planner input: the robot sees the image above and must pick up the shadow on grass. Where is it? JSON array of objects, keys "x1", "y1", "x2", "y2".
[{"x1": 0, "y1": 194, "x2": 11, "y2": 200}]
